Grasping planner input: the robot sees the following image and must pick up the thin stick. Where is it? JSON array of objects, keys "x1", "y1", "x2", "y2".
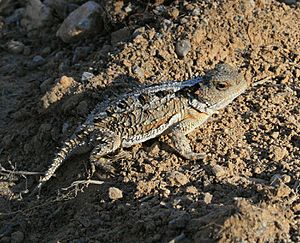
[
  {"x1": 0, "y1": 165, "x2": 44, "y2": 176},
  {"x1": 61, "y1": 179, "x2": 105, "y2": 191}
]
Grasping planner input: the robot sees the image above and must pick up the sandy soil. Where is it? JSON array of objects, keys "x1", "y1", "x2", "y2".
[{"x1": 1, "y1": 0, "x2": 300, "y2": 242}]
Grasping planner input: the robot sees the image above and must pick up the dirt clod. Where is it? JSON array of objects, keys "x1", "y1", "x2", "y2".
[{"x1": 168, "y1": 171, "x2": 189, "y2": 186}]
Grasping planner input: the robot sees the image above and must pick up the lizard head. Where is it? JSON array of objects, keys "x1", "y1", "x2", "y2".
[{"x1": 194, "y1": 63, "x2": 248, "y2": 112}]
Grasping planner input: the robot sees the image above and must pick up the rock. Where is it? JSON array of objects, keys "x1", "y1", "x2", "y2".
[
  {"x1": 168, "y1": 7, "x2": 179, "y2": 19},
  {"x1": 10, "y1": 231, "x2": 24, "y2": 243},
  {"x1": 81, "y1": 71, "x2": 95, "y2": 81},
  {"x1": 21, "y1": 0, "x2": 52, "y2": 31},
  {"x1": 271, "y1": 131, "x2": 279, "y2": 139},
  {"x1": 108, "y1": 187, "x2": 123, "y2": 200},
  {"x1": 211, "y1": 164, "x2": 227, "y2": 178},
  {"x1": 7, "y1": 40, "x2": 24, "y2": 54},
  {"x1": 186, "y1": 186, "x2": 198, "y2": 194},
  {"x1": 175, "y1": 39, "x2": 191, "y2": 58},
  {"x1": 57, "y1": 1, "x2": 104, "y2": 43},
  {"x1": 111, "y1": 27, "x2": 131, "y2": 46},
  {"x1": 32, "y1": 55, "x2": 46, "y2": 66},
  {"x1": 59, "y1": 75, "x2": 74, "y2": 89},
  {"x1": 168, "y1": 171, "x2": 189, "y2": 186},
  {"x1": 203, "y1": 192, "x2": 213, "y2": 204}
]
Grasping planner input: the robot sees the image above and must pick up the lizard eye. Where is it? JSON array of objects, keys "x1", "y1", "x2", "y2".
[{"x1": 216, "y1": 82, "x2": 229, "y2": 90}]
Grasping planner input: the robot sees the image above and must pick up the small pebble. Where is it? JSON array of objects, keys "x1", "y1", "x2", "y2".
[
  {"x1": 108, "y1": 187, "x2": 123, "y2": 200},
  {"x1": 168, "y1": 7, "x2": 179, "y2": 19},
  {"x1": 192, "y1": 8, "x2": 201, "y2": 16},
  {"x1": 81, "y1": 71, "x2": 95, "y2": 81},
  {"x1": 7, "y1": 40, "x2": 24, "y2": 54},
  {"x1": 59, "y1": 76, "x2": 74, "y2": 89},
  {"x1": 32, "y1": 55, "x2": 46, "y2": 66},
  {"x1": 186, "y1": 186, "x2": 198, "y2": 194},
  {"x1": 203, "y1": 192, "x2": 213, "y2": 204},
  {"x1": 175, "y1": 39, "x2": 191, "y2": 58},
  {"x1": 271, "y1": 131, "x2": 279, "y2": 139}
]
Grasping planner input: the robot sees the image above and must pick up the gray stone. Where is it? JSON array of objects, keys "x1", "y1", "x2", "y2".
[
  {"x1": 56, "y1": 1, "x2": 104, "y2": 43},
  {"x1": 7, "y1": 40, "x2": 24, "y2": 54},
  {"x1": 175, "y1": 39, "x2": 191, "y2": 58},
  {"x1": 81, "y1": 71, "x2": 95, "y2": 81},
  {"x1": 32, "y1": 55, "x2": 46, "y2": 66}
]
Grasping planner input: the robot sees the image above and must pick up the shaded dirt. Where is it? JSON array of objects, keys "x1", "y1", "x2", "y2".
[{"x1": 1, "y1": 0, "x2": 300, "y2": 242}]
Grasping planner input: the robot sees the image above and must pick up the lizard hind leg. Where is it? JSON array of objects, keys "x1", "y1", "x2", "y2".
[{"x1": 89, "y1": 133, "x2": 122, "y2": 174}]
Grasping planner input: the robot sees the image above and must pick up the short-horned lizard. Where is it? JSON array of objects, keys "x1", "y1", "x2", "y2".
[{"x1": 32, "y1": 63, "x2": 248, "y2": 195}]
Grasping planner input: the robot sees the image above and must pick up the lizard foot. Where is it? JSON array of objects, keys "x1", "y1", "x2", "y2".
[{"x1": 92, "y1": 157, "x2": 116, "y2": 174}]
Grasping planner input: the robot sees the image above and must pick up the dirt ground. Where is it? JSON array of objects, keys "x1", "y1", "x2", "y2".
[{"x1": 1, "y1": 0, "x2": 300, "y2": 242}]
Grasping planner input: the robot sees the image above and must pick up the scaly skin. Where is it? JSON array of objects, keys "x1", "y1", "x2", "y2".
[{"x1": 31, "y1": 63, "x2": 248, "y2": 196}]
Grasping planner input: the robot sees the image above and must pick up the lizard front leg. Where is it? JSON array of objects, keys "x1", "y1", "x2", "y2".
[{"x1": 163, "y1": 109, "x2": 210, "y2": 160}]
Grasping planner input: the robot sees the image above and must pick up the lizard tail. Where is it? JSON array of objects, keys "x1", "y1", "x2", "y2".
[{"x1": 30, "y1": 130, "x2": 92, "y2": 197}]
